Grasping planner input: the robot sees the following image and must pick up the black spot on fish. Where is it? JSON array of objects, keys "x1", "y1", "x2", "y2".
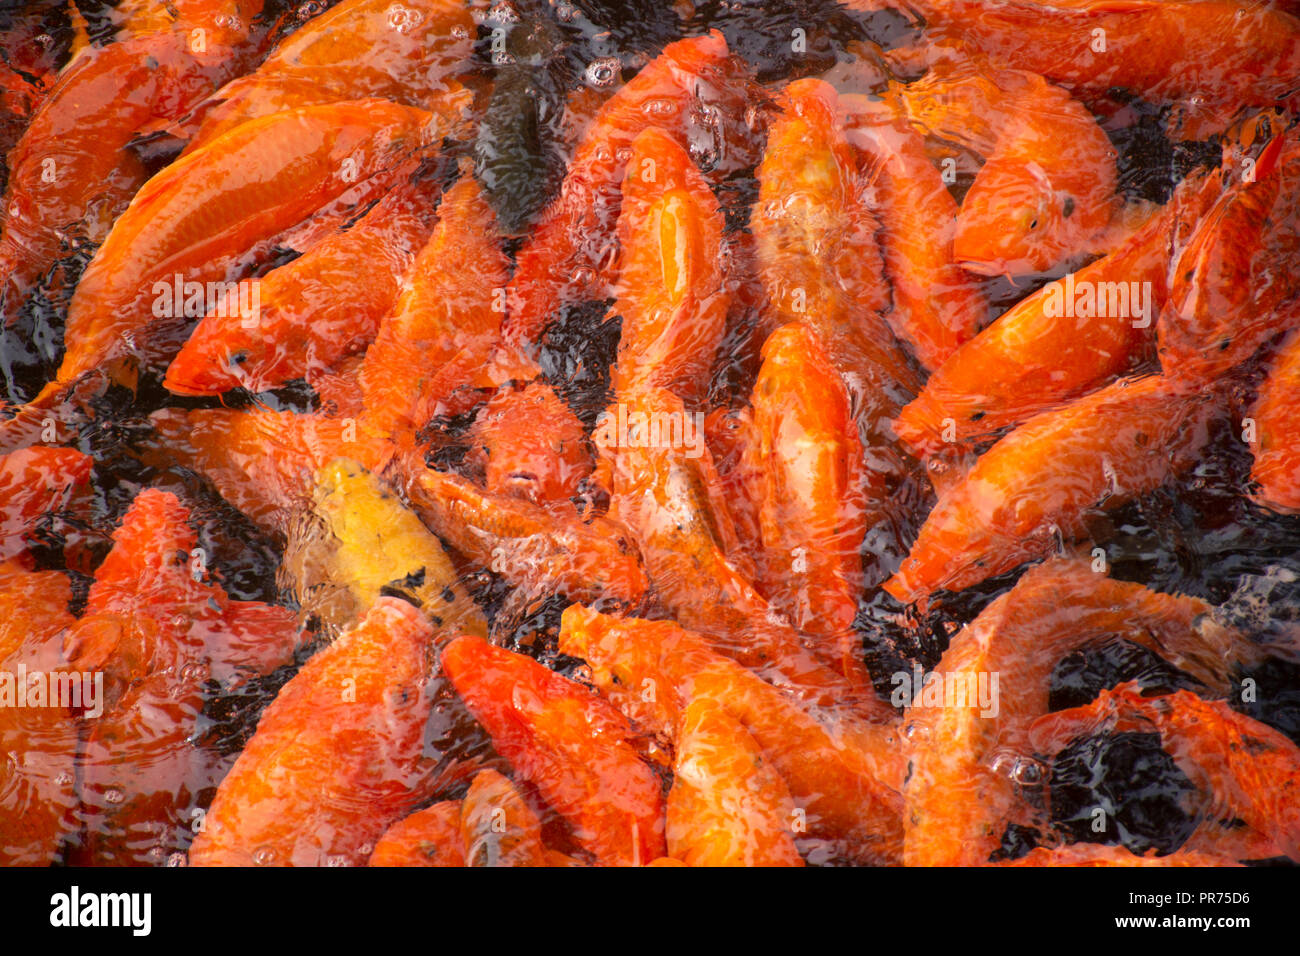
[
  {"x1": 379, "y1": 586, "x2": 424, "y2": 610},
  {"x1": 390, "y1": 567, "x2": 427, "y2": 592}
]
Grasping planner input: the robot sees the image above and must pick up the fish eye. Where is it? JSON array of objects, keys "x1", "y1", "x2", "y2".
[
  {"x1": 1062, "y1": 196, "x2": 1076, "y2": 218},
  {"x1": 228, "y1": 350, "x2": 248, "y2": 368}
]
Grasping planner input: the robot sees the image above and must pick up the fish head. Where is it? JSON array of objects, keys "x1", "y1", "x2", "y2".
[
  {"x1": 467, "y1": 382, "x2": 593, "y2": 505},
  {"x1": 954, "y1": 159, "x2": 1069, "y2": 277},
  {"x1": 556, "y1": 604, "x2": 678, "y2": 733},
  {"x1": 666, "y1": 31, "x2": 764, "y2": 177},
  {"x1": 164, "y1": 315, "x2": 294, "y2": 397}
]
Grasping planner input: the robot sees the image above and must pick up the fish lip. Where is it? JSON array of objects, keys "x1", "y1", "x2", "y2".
[
  {"x1": 954, "y1": 258, "x2": 1007, "y2": 277},
  {"x1": 161, "y1": 372, "x2": 221, "y2": 398}
]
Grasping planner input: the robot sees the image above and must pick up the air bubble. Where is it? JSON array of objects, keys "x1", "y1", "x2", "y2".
[
  {"x1": 488, "y1": 1, "x2": 519, "y2": 24},
  {"x1": 642, "y1": 98, "x2": 676, "y2": 119},
  {"x1": 1011, "y1": 756, "x2": 1045, "y2": 787},
  {"x1": 387, "y1": 3, "x2": 425, "y2": 34},
  {"x1": 510, "y1": 683, "x2": 543, "y2": 715},
  {"x1": 586, "y1": 58, "x2": 620, "y2": 89},
  {"x1": 180, "y1": 662, "x2": 206, "y2": 682}
]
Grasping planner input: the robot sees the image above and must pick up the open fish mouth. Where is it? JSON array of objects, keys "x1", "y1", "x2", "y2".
[
  {"x1": 953, "y1": 258, "x2": 1008, "y2": 277},
  {"x1": 158, "y1": 373, "x2": 220, "y2": 398}
]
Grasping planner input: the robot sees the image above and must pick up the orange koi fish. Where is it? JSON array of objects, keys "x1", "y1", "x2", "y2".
[
  {"x1": 891, "y1": 172, "x2": 1217, "y2": 458},
  {"x1": 0, "y1": 562, "x2": 78, "y2": 865},
  {"x1": 752, "y1": 78, "x2": 920, "y2": 450},
  {"x1": 66, "y1": 488, "x2": 303, "y2": 686},
  {"x1": 751, "y1": 324, "x2": 872, "y2": 687},
  {"x1": 597, "y1": 384, "x2": 885, "y2": 715},
  {"x1": 885, "y1": 63, "x2": 1119, "y2": 277},
  {"x1": 189, "y1": 597, "x2": 439, "y2": 866},
  {"x1": 903, "y1": 558, "x2": 1267, "y2": 866},
  {"x1": 360, "y1": 166, "x2": 510, "y2": 443},
  {"x1": 667, "y1": 696, "x2": 804, "y2": 867},
  {"x1": 1030, "y1": 684, "x2": 1300, "y2": 862},
  {"x1": 862, "y1": 0, "x2": 1300, "y2": 142},
  {"x1": 841, "y1": 94, "x2": 987, "y2": 370},
  {"x1": 500, "y1": 31, "x2": 758, "y2": 369},
  {"x1": 1158, "y1": 131, "x2": 1300, "y2": 384},
  {"x1": 370, "y1": 801, "x2": 465, "y2": 867},
  {"x1": 406, "y1": 466, "x2": 647, "y2": 610},
  {"x1": 177, "y1": 0, "x2": 474, "y2": 153},
  {"x1": 558, "y1": 605, "x2": 905, "y2": 865},
  {"x1": 0, "y1": 0, "x2": 269, "y2": 329},
  {"x1": 2, "y1": 100, "x2": 440, "y2": 453},
  {"x1": 1250, "y1": 326, "x2": 1300, "y2": 513},
  {"x1": 610, "y1": 126, "x2": 728, "y2": 406},
  {"x1": 164, "y1": 158, "x2": 445, "y2": 396},
  {"x1": 885, "y1": 376, "x2": 1220, "y2": 605},
  {"x1": 65, "y1": 488, "x2": 301, "y2": 865},
  {"x1": 440, "y1": 635, "x2": 666, "y2": 866},
  {"x1": 465, "y1": 382, "x2": 593, "y2": 508}
]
